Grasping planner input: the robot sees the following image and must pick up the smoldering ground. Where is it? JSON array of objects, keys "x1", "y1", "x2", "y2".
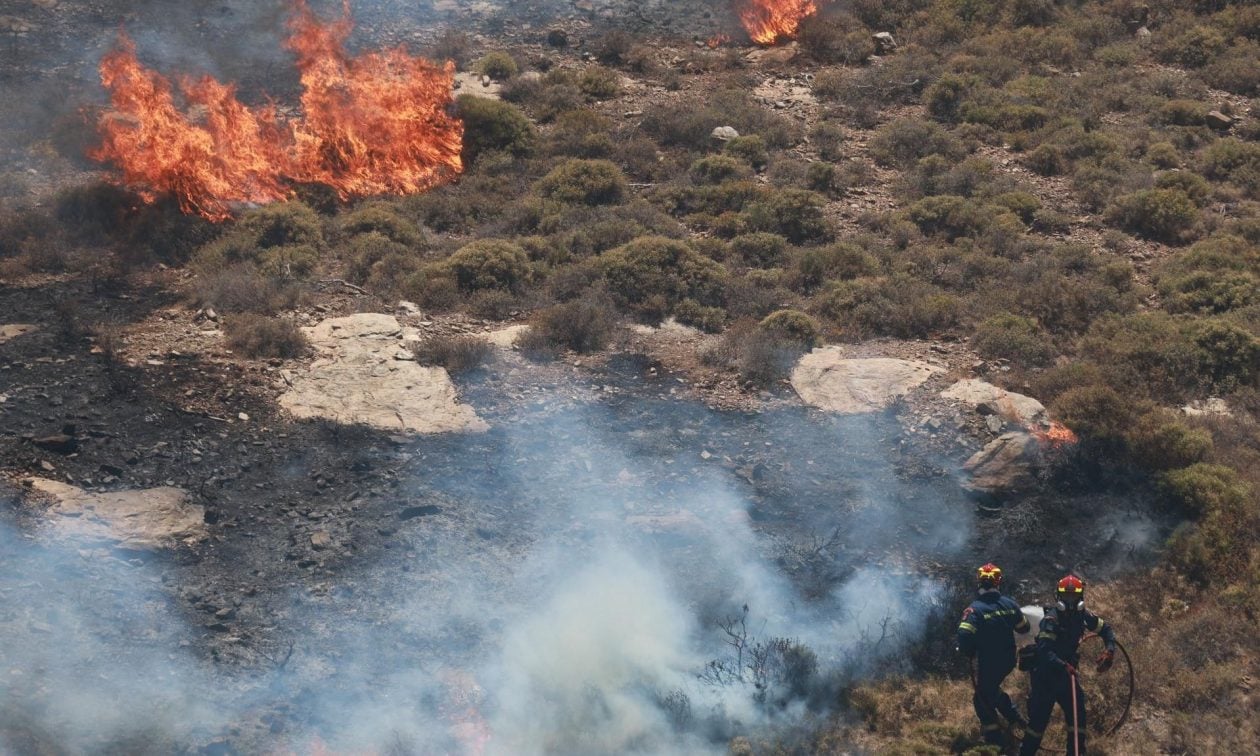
[{"x1": 0, "y1": 380, "x2": 975, "y2": 754}]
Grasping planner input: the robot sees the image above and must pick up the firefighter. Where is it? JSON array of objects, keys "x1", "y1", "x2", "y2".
[
  {"x1": 957, "y1": 562, "x2": 1031, "y2": 745},
  {"x1": 1019, "y1": 574, "x2": 1118, "y2": 756}
]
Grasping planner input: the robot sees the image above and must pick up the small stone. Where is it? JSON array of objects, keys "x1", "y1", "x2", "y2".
[
  {"x1": 39, "y1": 460, "x2": 55, "y2": 472},
  {"x1": 238, "y1": 412, "x2": 250, "y2": 422},
  {"x1": 711, "y1": 125, "x2": 739, "y2": 141},
  {"x1": 986, "y1": 415, "x2": 1004, "y2": 433},
  {"x1": 310, "y1": 531, "x2": 332, "y2": 549},
  {"x1": 1206, "y1": 110, "x2": 1235, "y2": 131},
  {"x1": 700, "y1": 450, "x2": 713, "y2": 460},
  {"x1": 872, "y1": 32, "x2": 897, "y2": 54}
]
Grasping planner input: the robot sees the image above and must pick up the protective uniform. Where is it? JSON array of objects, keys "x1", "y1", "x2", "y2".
[
  {"x1": 1019, "y1": 575, "x2": 1118, "y2": 756},
  {"x1": 957, "y1": 563, "x2": 1031, "y2": 745}
]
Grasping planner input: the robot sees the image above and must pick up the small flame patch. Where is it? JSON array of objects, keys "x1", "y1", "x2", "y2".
[{"x1": 737, "y1": 0, "x2": 818, "y2": 46}]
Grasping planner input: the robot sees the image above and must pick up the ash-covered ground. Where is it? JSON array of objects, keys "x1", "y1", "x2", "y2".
[
  {"x1": 0, "y1": 1, "x2": 1177, "y2": 754},
  {"x1": 0, "y1": 277, "x2": 1160, "y2": 755}
]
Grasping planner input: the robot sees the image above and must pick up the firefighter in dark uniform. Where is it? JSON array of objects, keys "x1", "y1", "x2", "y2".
[
  {"x1": 1019, "y1": 574, "x2": 1118, "y2": 756},
  {"x1": 957, "y1": 562, "x2": 1031, "y2": 746}
]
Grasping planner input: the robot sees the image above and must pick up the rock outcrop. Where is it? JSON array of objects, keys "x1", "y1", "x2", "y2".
[
  {"x1": 279, "y1": 314, "x2": 488, "y2": 434},
  {"x1": 941, "y1": 379, "x2": 1045, "y2": 425},
  {"x1": 0, "y1": 323, "x2": 38, "y2": 344},
  {"x1": 961, "y1": 432, "x2": 1041, "y2": 496},
  {"x1": 791, "y1": 349, "x2": 942, "y2": 414},
  {"x1": 26, "y1": 478, "x2": 205, "y2": 549}
]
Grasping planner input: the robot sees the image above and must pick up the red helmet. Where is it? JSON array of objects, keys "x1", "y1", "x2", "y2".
[
  {"x1": 977, "y1": 562, "x2": 1003, "y2": 588},
  {"x1": 1056, "y1": 574, "x2": 1085, "y2": 611}
]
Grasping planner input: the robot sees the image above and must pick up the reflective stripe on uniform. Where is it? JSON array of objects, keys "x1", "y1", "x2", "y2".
[
  {"x1": 959, "y1": 622, "x2": 977, "y2": 633},
  {"x1": 982, "y1": 723, "x2": 1001, "y2": 732}
]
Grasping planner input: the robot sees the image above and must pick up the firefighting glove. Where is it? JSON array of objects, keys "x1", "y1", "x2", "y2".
[{"x1": 1096, "y1": 649, "x2": 1115, "y2": 673}]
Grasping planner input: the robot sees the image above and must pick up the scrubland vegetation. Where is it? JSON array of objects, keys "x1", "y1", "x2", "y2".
[{"x1": 2, "y1": 0, "x2": 1259, "y2": 750}]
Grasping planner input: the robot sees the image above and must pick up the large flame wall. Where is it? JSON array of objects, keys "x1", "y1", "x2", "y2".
[{"x1": 91, "y1": 0, "x2": 463, "y2": 222}]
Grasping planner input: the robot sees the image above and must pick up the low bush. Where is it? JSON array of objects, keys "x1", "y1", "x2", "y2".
[
  {"x1": 1157, "y1": 235, "x2": 1260, "y2": 314},
  {"x1": 798, "y1": 15, "x2": 874, "y2": 64},
  {"x1": 971, "y1": 313, "x2": 1055, "y2": 366},
  {"x1": 457, "y1": 95, "x2": 536, "y2": 163},
  {"x1": 904, "y1": 195, "x2": 994, "y2": 240},
  {"x1": 870, "y1": 119, "x2": 963, "y2": 167},
  {"x1": 1106, "y1": 188, "x2": 1199, "y2": 243},
  {"x1": 1051, "y1": 383, "x2": 1135, "y2": 445},
  {"x1": 519, "y1": 289, "x2": 619, "y2": 354},
  {"x1": 1125, "y1": 410, "x2": 1213, "y2": 471},
  {"x1": 758, "y1": 309, "x2": 821, "y2": 347},
  {"x1": 791, "y1": 242, "x2": 880, "y2": 292},
  {"x1": 578, "y1": 66, "x2": 621, "y2": 99},
  {"x1": 339, "y1": 204, "x2": 425, "y2": 246},
  {"x1": 817, "y1": 276, "x2": 961, "y2": 339},
  {"x1": 223, "y1": 314, "x2": 308, "y2": 358},
  {"x1": 742, "y1": 189, "x2": 829, "y2": 244},
  {"x1": 729, "y1": 232, "x2": 788, "y2": 268},
  {"x1": 444, "y1": 239, "x2": 530, "y2": 292},
  {"x1": 412, "y1": 334, "x2": 493, "y2": 374},
  {"x1": 598, "y1": 236, "x2": 727, "y2": 321},
  {"x1": 53, "y1": 183, "x2": 135, "y2": 244},
  {"x1": 537, "y1": 159, "x2": 627, "y2": 205},
  {"x1": 475, "y1": 51, "x2": 518, "y2": 80},
  {"x1": 691, "y1": 156, "x2": 753, "y2": 185},
  {"x1": 724, "y1": 135, "x2": 770, "y2": 170},
  {"x1": 1163, "y1": 463, "x2": 1255, "y2": 583},
  {"x1": 194, "y1": 264, "x2": 304, "y2": 314},
  {"x1": 641, "y1": 89, "x2": 801, "y2": 150},
  {"x1": 193, "y1": 202, "x2": 324, "y2": 278},
  {"x1": 344, "y1": 232, "x2": 414, "y2": 287}
]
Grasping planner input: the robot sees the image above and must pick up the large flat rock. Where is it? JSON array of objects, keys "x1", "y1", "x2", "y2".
[
  {"x1": 941, "y1": 378, "x2": 1045, "y2": 425},
  {"x1": 791, "y1": 349, "x2": 943, "y2": 414},
  {"x1": 961, "y1": 431, "x2": 1040, "y2": 496},
  {"x1": 0, "y1": 323, "x2": 38, "y2": 344},
  {"x1": 279, "y1": 314, "x2": 488, "y2": 434},
  {"x1": 26, "y1": 478, "x2": 205, "y2": 549}
]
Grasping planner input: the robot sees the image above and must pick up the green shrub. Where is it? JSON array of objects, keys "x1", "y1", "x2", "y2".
[
  {"x1": 344, "y1": 232, "x2": 414, "y2": 286},
  {"x1": 537, "y1": 159, "x2": 627, "y2": 205},
  {"x1": 475, "y1": 51, "x2": 519, "y2": 80},
  {"x1": 1156, "y1": 99, "x2": 1209, "y2": 127},
  {"x1": 339, "y1": 204, "x2": 425, "y2": 246},
  {"x1": 971, "y1": 313, "x2": 1055, "y2": 366},
  {"x1": 674, "y1": 299, "x2": 727, "y2": 332},
  {"x1": 1154, "y1": 24, "x2": 1228, "y2": 68},
  {"x1": 223, "y1": 314, "x2": 308, "y2": 358},
  {"x1": 691, "y1": 156, "x2": 753, "y2": 185},
  {"x1": 641, "y1": 90, "x2": 801, "y2": 150},
  {"x1": 1050, "y1": 384, "x2": 1135, "y2": 444},
  {"x1": 811, "y1": 122, "x2": 846, "y2": 162},
  {"x1": 1107, "y1": 189, "x2": 1199, "y2": 243},
  {"x1": 1146, "y1": 142, "x2": 1181, "y2": 169},
  {"x1": 792, "y1": 242, "x2": 880, "y2": 292},
  {"x1": 742, "y1": 189, "x2": 829, "y2": 244},
  {"x1": 905, "y1": 195, "x2": 993, "y2": 240},
  {"x1": 724, "y1": 135, "x2": 770, "y2": 170},
  {"x1": 1023, "y1": 143, "x2": 1067, "y2": 176},
  {"x1": 797, "y1": 15, "x2": 874, "y2": 64},
  {"x1": 193, "y1": 202, "x2": 324, "y2": 278},
  {"x1": 758, "y1": 309, "x2": 821, "y2": 347},
  {"x1": 194, "y1": 264, "x2": 303, "y2": 314},
  {"x1": 729, "y1": 232, "x2": 788, "y2": 267},
  {"x1": 444, "y1": 239, "x2": 530, "y2": 292},
  {"x1": 817, "y1": 276, "x2": 961, "y2": 339},
  {"x1": 1163, "y1": 461, "x2": 1256, "y2": 582},
  {"x1": 1202, "y1": 138, "x2": 1260, "y2": 195},
  {"x1": 1158, "y1": 235, "x2": 1260, "y2": 314},
  {"x1": 991, "y1": 191, "x2": 1040, "y2": 223},
  {"x1": 413, "y1": 334, "x2": 493, "y2": 374},
  {"x1": 1163, "y1": 464, "x2": 1251, "y2": 518},
  {"x1": 1125, "y1": 410, "x2": 1213, "y2": 471},
  {"x1": 457, "y1": 95, "x2": 536, "y2": 163},
  {"x1": 598, "y1": 236, "x2": 727, "y2": 321},
  {"x1": 925, "y1": 73, "x2": 973, "y2": 122},
  {"x1": 1155, "y1": 172, "x2": 1212, "y2": 207},
  {"x1": 870, "y1": 119, "x2": 963, "y2": 167},
  {"x1": 1203, "y1": 41, "x2": 1260, "y2": 96},
  {"x1": 578, "y1": 66, "x2": 621, "y2": 99}
]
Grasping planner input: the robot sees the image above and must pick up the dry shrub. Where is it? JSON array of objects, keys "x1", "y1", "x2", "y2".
[
  {"x1": 518, "y1": 290, "x2": 619, "y2": 355},
  {"x1": 223, "y1": 314, "x2": 308, "y2": 359},
  {"x1": 195, "y1": 264, "x2": 304, "y2": 314},
  {"x1": 412, "y1": 334, "x2": 493, "y2": 374}
]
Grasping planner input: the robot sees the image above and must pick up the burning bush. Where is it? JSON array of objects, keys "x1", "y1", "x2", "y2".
[
  {"x1": 738, "y1": 0, "x2": 819, "y2": 45},
  {"x1": 92, "y1": 1, "x2": 463, "y2": 221},
  {"x1": 223, "y1": 313, "x2": 309, "y2": 358}
]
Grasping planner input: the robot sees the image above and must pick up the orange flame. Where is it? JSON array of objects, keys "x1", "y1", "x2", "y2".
[
  {"x1": 707, "y1": 34, "x2": 732, "y2": 49},
  {"x1": 91, "y1": 37, "x2": 290, "y2": 221},
  {"x1": 737, "y1": 0, "x2": 818, "y2": 46},
  {"x1": 91, "y1": 1, "x2": 462, "y2": 221},
  {"x1": 286, "y1": 0, "x2": 463, "y2": 200},
  {"x1": 1033, "y1": 421, "x2": 1079, "y2": 449}
]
